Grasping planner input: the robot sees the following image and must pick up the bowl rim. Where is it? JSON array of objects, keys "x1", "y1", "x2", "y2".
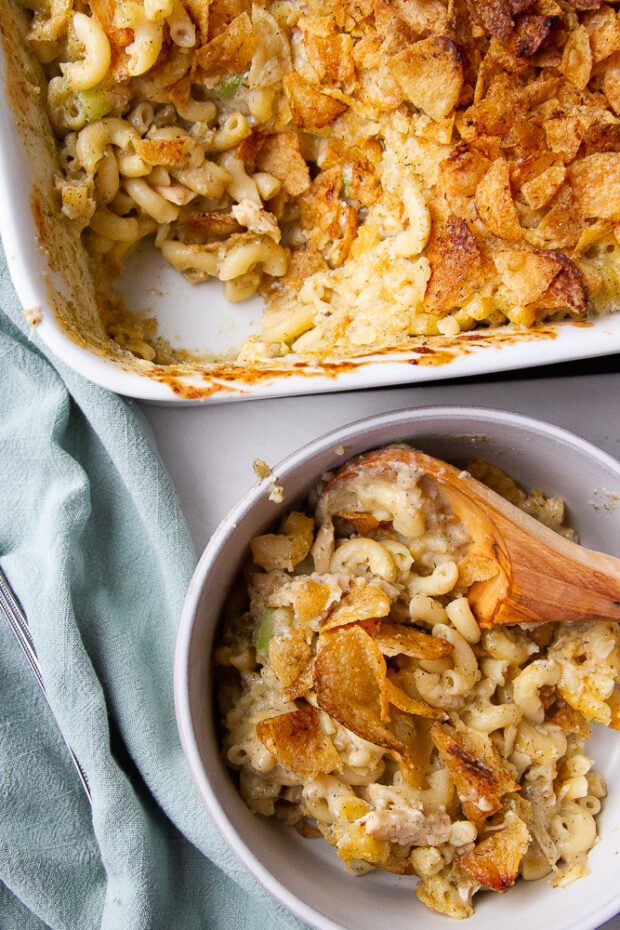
[{"x1": 174, "y1": 405, "x2": 620, "y2": 930}]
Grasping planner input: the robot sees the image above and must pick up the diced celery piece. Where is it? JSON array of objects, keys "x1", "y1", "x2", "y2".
[
  {"x1": 256, "y1": 607, "x2": 276, "y2": 653},
  {"x1": 215, "y1": 70, "x2": 248, "y2": 99},
  {"x1": 79, "y1": 88, "x2": 112, "y2": 123}
]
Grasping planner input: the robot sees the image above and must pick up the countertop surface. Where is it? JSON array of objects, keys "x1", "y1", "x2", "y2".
[{"x1": 139, "y1": 353, "x2": 620, "y2": 930}]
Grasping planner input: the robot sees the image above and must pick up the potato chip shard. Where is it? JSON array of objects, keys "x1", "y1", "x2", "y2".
[
  {"x1": 166, "y1": 71, "x2": 193, "y2": 113},
  {"x1": 514, "y1": 13, "x2": 558, "y2": 58},
  {"x1": 283, "y1": 71, "x2": 348, "y2": 129},
  {"x1": 136, "y1": 138, "x2": 189, "y2": 166},
  {"x1": 289, "y1": 578, "x2": 333, "y2": 626},
  {"x1": 561, "y1": 24, "x2": 593, "y2": 89},
  {"x1": 425, "y1": 216, "x2": 489, "y2": 312},
  {"x1": 510, "y1": 151, "x2": 556, "y2": 189},
  {"x1": 415, "y1": 864, "x2": 476, "y2": 919},
  {"x1": 565, "y1": 0, "x2": 602, "y2": 9},
  {"x1": 318, "y1": 819, "x2": 390, "y2": 867},
  {"x1": 457, "y1": 812, "x2": 530, "y2": 890},
  {"x1": 295, "y1": 818, "x2": 322, "y2": 839},
  {"x1": 604, "y1": 52, "x2": 620, "y2": 113},
  {"x1": 475, "y1": 157, "x2": 522, "y2": 240},
  {"x1": 526, "y1": 198, "x2": 584, "y2": 250},
  {"x1": 585, "y1": 4, "x2": 620, "y2": 63},
  {"x1": 321, "y1": 583, "x2": 391, "y2": 632},
  {"x1": 569, "y1": 152, "x2": 620, "y2": 219},
  {"x1": 581, "y1": 114, "x2": 620, "y2": 155},
  {"x1": 378, "y1": 853, "x2": 418, "y2": 876},
  {"x1": 299, "y1": 165, "x2": 359, "y2": 265},
  {"x1": 250, "y1": 511, "x2": 315, "y2": 571},
  {"x1": 467, "y1": 0, "x2": 515, "y2": 42},
  {"x1": 255, "y1": 132, "x2": 311, "y2": 197},
  {"x1": 608, "y1": 688, "x2": 620, "y2": 730},
  {"x1": 457, "y1": 554, "x2": 501, "y2": 587},
  {"x1": 543, "y1": 115, "x2": 583, "y2": 161},
  {"x1": 303, "y1": 31, "x2": 356, "y2": 84},
  {"x1": 521, "y1": 163, "x2": 566, "y2": 210},
  {"x1": 510, "y1": 0, "x2": 539, "y2": 13},
  {"x1": 375, "y1": 624, "x2": 455, "y2": 660},
  {"x1": 313, "y1": 626, "x2": 443, "y2": 775},
  {"x1": 184, "y1": 211, "x2": 243, "y2": 243},
  {"x1": 493, "y1": 248, "x2": 561, "y2": 303},
  {"x1": 268, "y1": 627, "x2": 313, "y2": 689},
  {"x1": 184, "y1": 0, "x2": 209, "y2": 41},
  {"x1": 347, "y1": 156, "x2": 382, "y2": 207},
  {"x1": 235, "y1": 128, "x2": 266, "y2": 166},
  {"x1": 389, "y1": 37, "x2": 463, "y2": 121},
  {"x1": 334, "y1": 511, "x2": 381, "y2": 535},
  {"x1": 256, "y1": 705, "x2": 341, "y2": 778},
  {"x1": 436, "y1": 141, "x2": 494, "y2": 218},
  {"x1": 383, "y1": 676, "x2": 446, "y2": 720},
  {"x1": 526, "y1": 252, "x2": 588, "y2": 313},
  {"x1": 195, "y1": 12, "x2": 257, "y2": 73},
  {"x1": 90, "y1": 0, "x2": 133, "y2": 58},
  {"x1": 464, "y1": 72, "x2": 523, "y2": 137},
  {"x1": 467, "y1": 460, "x2": 525, "y2": 506},
  {"x1": 431, "y1": 722, "x2": 520, "y2": 827},
  {"x1": 547, "y1": 700, "x2": 592, "y2": 737}
]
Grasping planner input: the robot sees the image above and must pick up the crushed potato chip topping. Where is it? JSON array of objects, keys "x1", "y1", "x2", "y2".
[
  {"x1": 22, "y1": 0, "x2": 620, "y2": 362},
  {"x1": 217, "y1": 447, "x2": 620, "y2": 918}
]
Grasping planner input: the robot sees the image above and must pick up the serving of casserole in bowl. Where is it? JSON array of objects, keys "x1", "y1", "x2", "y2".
[
  {"x1": 2, "y1": 0, "x2": 620, "y2": 402},
  {"x1": 174, "y1": 406, "x2": 620, "y2": 929}
]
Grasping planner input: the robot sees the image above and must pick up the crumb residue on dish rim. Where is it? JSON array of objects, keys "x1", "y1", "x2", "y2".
[
  {"x1": 589, "y1": 489, "x2": 619, "y2": 513},
  {"x1": 23, "y1": 306, "x2": 42, "y2": 326},
  {"x1": 146, "y1": 324, "x2": 565, "y2": 400},
  {"x1": 253, "y1": 459, "x2": 284, "y2": 504}
]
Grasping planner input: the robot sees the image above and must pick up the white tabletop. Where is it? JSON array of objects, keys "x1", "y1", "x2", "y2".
[{"x1": 139, "y1": 358, "x2": 620, "y2": 930}]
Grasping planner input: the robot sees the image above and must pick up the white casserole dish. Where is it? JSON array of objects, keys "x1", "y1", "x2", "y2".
[
  {"x1": 175, "y1": 406, "x2": 620, "y2": 930},
  {"x1": 1, "y1": 15, "x2": 619, "y2": 404}
]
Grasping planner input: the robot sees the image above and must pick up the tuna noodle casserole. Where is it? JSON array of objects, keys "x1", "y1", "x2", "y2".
[
  {"x1": 216, "y1": 448, "x2": 620, "y2": 919},
  {"x1": 14, "y1": 0, "x2": 620, "y2": 362}
]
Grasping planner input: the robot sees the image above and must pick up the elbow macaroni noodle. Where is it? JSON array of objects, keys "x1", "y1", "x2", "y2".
[
  {"x1": 61, "y1": 13, "x2": 110, "y2": 90},
  {"x1": 216, "y1": 449, "x2": 620, "y2": 919}
]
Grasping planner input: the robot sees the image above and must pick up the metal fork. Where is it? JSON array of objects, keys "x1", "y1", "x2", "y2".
[{"x1": 0, "y1": 563, "x2": 92, "y2": 804}]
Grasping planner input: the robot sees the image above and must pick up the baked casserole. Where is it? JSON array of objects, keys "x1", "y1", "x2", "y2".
[{"x1": 5, "y1": 0, "x2": 620, "y2": 365}]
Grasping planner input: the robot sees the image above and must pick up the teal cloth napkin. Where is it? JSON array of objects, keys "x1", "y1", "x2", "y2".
[{"x1": 0, "y1": 242, "x2": 307, "y2": 930}]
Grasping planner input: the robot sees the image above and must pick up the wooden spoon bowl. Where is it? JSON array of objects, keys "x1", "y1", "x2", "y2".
[{"x1": 322, "y1": 447, "x2": 620, "y2": 628}]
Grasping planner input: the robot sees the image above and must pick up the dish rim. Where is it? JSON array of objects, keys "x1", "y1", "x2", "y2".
[{"x1": 174, "y1": 405, "x2": 620, "y2": 930}]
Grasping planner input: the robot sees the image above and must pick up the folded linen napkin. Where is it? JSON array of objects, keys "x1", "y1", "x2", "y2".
[{"x1": 0, "y1": 243, "x2": 306, "y2": 930}]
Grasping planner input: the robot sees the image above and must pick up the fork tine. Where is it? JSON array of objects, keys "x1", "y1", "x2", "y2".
[{"x1": 0, "y1": 564, "x2": 92, "y2": 804}]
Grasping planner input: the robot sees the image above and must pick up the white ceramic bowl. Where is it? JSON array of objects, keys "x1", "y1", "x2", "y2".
[{"x1": 174, "y1": 407, "x2": 620, "y2": 930}]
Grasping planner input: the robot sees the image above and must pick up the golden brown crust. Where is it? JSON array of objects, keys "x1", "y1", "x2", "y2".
[
  {"x1": 196, "y1": 11, "x2": 256, "y2": 71},
  {"x1": 283, "y1": 71, "x2": 348, "y2": 129},
  {"x1": 256, "y1": 706, "x2": 342, "y2": 778},
  {"x1": 431, "y1": 722, "x2": 520, "y2": 827},
  {"x1": 255, "y1": 132, "x2": 312, "y2": 197},
  {"x1": 457, "y1": 814, "x2": 530, "y2": 890},
  {"x1": 374, "y1": 624, "x2": 455, "y2": 660},
  {"x1": 425, "y1": 216, "x2": 490, "y2": 312}
]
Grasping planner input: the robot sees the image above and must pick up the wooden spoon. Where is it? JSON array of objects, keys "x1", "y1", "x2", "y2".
[{"x1": 322, "y1": 447, "x2": 620, "y2": 628}]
